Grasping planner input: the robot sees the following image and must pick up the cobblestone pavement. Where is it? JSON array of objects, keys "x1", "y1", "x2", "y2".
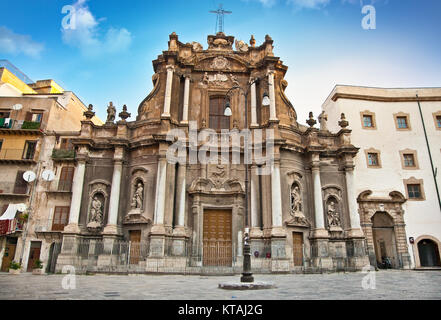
[{"x1": 0, "y1": 270, "x2": 440, "y2": 300}]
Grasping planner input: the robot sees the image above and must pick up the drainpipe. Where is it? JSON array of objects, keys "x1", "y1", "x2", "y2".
[{"x1": 416, "y1": 94, "x2": 441, "y2": 212}]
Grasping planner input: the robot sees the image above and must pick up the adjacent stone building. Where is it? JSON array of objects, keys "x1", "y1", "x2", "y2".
[
  {"x1": 323, "y1": 85, "x2": 441, "y2": 269},
  {"x1": 56, "y1": 32, "x2": 369, "y2": 274}
]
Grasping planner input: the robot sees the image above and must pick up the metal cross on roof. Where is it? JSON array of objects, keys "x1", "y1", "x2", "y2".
[{"x1": 210, "y1": 4, "x2": 232, "y2": 34}]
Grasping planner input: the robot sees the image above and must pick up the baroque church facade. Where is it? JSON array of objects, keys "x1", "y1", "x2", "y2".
[{"x1": 56, "y1": 32, "x2": 370, "y2": 273}]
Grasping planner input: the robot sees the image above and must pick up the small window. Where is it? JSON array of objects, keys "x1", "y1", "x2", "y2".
[
  {"x1": 60, "y1": 138, "x2": 73, "y2": 150},
  {"x1": 58, "y1": 167, "x2": 74, "y2": 191},
  {"x1": 436, "y1": 116, "x2": 441, "y2": 128},
  {"x1": 0, "y1": 111, "x2": 11, "y2": 118},
  {"x1": 52, "y1": 206, "x2": 70, "y2": 231},
  {"x1": 13, "y1": 170, "x2": 27, "y2": 194},
  {"x1": 0, "y1": 140, "x2": 3, "y2": 151},
  {"x1": 367, "y1": 153, "x2": 379, "y2": 166},
  {"x1": 403, "y1": 154, "x2": 415, "y2": 167},
  {"x1": 397, "y1": 116, "x2": 408, "y2": 129},
  {"x1": 25, "y1": 112, "x2": 43, "y2": 123},
  {"x1": 363, "y1": 115, "x2": 373, "y2": 128},
  {"x1": 407, "y1": 184, "x2": 422, "y2": 199},
  {"x1": 22, "y1": 141, "x2": 37, "y2": 160}
]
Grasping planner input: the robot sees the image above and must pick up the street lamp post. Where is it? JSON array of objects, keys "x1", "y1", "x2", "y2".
[{"x1": 224, "y1": 79, "x2": 270, "y2": 283}]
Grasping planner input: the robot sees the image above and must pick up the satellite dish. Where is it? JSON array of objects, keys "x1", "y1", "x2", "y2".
[
  {"x1": 41, "y1": 169, "x2": 55, "y2": 182},
  {"x1": 16, "y1": 203, "x2": 27, "y2": 212},
  {"x1": 23, "y1": 171, "x2": 36, "y2": 183},
  {"x1": 12, "y1": 104, "x2": 23, "y2": 111}
]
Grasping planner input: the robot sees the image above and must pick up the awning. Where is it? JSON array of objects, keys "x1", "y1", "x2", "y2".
[{"x1": 0, "y1": 204, "x2": 26, "y2": 220}]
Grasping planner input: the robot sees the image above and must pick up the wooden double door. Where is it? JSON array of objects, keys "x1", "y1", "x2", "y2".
[
  {"x1": 203, "y1": 209, "x2": 232, "y2": 267},
  {"x1": 27, "y1": 241, "x2": 41, "y2": 272}
]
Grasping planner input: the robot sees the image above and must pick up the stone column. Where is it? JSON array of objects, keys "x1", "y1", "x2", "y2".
[
  {"x1": 345, "y1": 166, "x2": 363, "y2": 236},
  {"x1": 103, "y1": 159, "x2": 123, "y2": 235},
  {"x1": 175, "y1": 163, "x2": 186, "y2": 228},
  {"x1": 267, "y1": 70, "x2": 278, "y2": 121},
  {"x1": 312, "y1": 164, "x2": 326, "y2": 232},
  {"x1": 64, "y1": 158, "x2": 86, "y2": 233},
  {"x1": 250, "y1": 80, "x2": 258, "y2": 127},
  {"x1": 250, "y1": 165, "x2": 261, "y2": 231},
  {"x1": 149, "y1": 157, "x2": 168, "y2": 257},
  {"x1": 271, "y1": 161, "x2": 283, "y2": 230},
  {"x1": 162, "y1": 65, "x2": 174, "y2": 118},
  {"x1": 181, "y1": 75, "x2": 190, "y2": 124}
]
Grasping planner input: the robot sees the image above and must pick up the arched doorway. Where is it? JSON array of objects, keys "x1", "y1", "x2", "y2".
[
  {"x1": 418, "y1": 239, "x2": 441, "y2": 267},
  {"x1": 372, "y1": 212, "x2": 399, "y2": 268}
]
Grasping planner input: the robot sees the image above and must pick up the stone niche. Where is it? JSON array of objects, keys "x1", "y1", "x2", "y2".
[{"x1": 86, "y1": 180, "x2": 111, "y2": 233}]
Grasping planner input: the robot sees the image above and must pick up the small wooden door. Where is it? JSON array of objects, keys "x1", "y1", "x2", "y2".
[
  {"x1": 292, "y1": 232, "x2": 304, "y2": 266},
  {"x1": 203, "y1": 209, "x2": 232, "y2": 266},
  {"x1": 27, "y1": 241, "x2": 41, "y2": 272},
  {"x1": 1, "y1": 240, "x2": 17, "y2": 272},
  {"x1": 129, "y1": 230, "x2": 141, "y2": 264}
]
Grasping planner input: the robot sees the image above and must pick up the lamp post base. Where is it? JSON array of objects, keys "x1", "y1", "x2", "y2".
[
  {"x1": 241, "y1": 244, "x2": 254, "y2": 283},
  {"x1": 241, "y1": 273, "x2": 254, "y2": 283}
]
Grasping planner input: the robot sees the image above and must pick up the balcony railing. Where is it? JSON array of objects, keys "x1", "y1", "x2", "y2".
[
  {"x1": 0, "y1": 182, "x2": 29, "y2": 195},
  {"x1": 52, "y1": 148, "x2": 75, "y2": 160},
  {"x1": 0, "y1": 119, "x2": 41, "y2": 130},
  {"x1": 0, "y1": 218, "x2": 24, "y2": 236},
  {"x1": 0, "y1": 149, "x2": 35, "y2": 161},
  {"x1": 34, "y1": 218, "x2": 67, "y2": 233}
]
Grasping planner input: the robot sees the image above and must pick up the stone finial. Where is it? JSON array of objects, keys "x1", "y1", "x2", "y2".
[
  {"x1": 306, "y1": 112, "x2": 317, "y2": 128},
  {"x1": 84, "y1": 104, "x2": 95, "y2": 120},
  {"x1": 250, "y1": 35, "x2": 256, "y2": 47},
  {"x1": 119, "y1": 105, "x2": 131, "y2": 122},
  {"x1": 339, "y1": 113, "x2": 349, "y2": 129},
  {"x1": 265, "y1": 34, "x2": 272, "y2": 42}
]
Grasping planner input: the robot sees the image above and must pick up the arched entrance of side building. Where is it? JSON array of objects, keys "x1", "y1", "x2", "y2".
[
  {"x1": 357, "y1": 190, "x2": 412, "y2": 269},
  {"x1": 372, "y1": 212, "x2": 399, "y2": 268},
  {"x1": 412, "y1": 235, "x2": 441, "y2": 268}
]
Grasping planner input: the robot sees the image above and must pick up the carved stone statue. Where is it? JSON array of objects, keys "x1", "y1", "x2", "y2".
[
  {"x1": 235, "y1": 39, "x2": 249, "y2": 52},
  {"x1": 106, "y1": 102, "x2": 116, "y2": 123},
  {"x1": 327, "y1": 200, "x2": 341, "y2": 228},
  {"x1": 230, "y1": 74, "x2": 240, "y2": 87},
  {"x1": 88, "y1": 195, "x2": 103, "y2": 228},
  {"x1": 318, "y1": 111, "x2": 328, "y2": 131},
  {"x1": 192, "y1": 41, "x2": 203, "y2": 51},
  {"x1": 131, "y1": 182, "x2": 144, "y2": 209},
  {"x1": 290, "y1": 185, "x2": 302, "y2": 216},
  {"x1": 202, "y1": 72, "x2": 209, "y2": 85}
]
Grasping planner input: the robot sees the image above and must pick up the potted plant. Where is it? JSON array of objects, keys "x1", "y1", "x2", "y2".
[
  {"x1": 32, "y1": 259, "x2": 44, "y2": 275},
  {"x1": 9, "y1": 261, "x2": 21, "y2": 274}
]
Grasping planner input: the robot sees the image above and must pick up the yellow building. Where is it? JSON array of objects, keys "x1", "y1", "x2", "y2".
[{"x1": 0, "y1": 61, "x2": 102, "y2": 272}]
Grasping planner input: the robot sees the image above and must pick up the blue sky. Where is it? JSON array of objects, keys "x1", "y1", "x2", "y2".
[{"x1": 1, "y1": 0, "x2": 441, "y2": 123}]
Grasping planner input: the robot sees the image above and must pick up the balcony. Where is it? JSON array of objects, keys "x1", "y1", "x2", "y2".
[
  {"x1": 0, "y1": 218, "x2": 24, "y2": 236},
  {"x1": 0, "y1": 119, "x2": 42, "y2": 134},
  {"x1": 34, "y1": 218, "x2": 65, "y2": 240},
  {"x1": 0, "y1": 182, "x2": 29, "y2": 196},
  {"x1": 52, "y1": 148, "x2": 75, "y2": 161},
  {"x1": 0, "y1": 148, "x2": 36, "y2": 163}
]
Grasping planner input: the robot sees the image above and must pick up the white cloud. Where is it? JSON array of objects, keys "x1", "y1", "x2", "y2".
[
  {"x1": 0, "y1": 26, "x2": 44, "y2": 58},
  {"x1": 287, "y1": 0, "x2": 331, "y2": 9},
  {"x1": 61, "y1": 0, "x2": 132, "y2": 57}
]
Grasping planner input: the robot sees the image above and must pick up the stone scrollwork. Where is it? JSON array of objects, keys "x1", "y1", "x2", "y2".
[
  {"x1": 235, "y1": 39, "x2": 249, "y2": 52},
  {"x1": 210, "y1": 56, "x2": 231, "y2": 70}
]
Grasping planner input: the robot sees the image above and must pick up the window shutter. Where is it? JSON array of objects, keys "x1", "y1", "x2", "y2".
[
  {"x1": 13, "y1": 171, "x2": 27, "y2": 194},
  {"x1": 25, "y1": 112, "x2": 32, "y2": 121}
]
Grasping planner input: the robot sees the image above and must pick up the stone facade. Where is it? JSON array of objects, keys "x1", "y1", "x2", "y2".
[{"x1": 55, "y1": 32, "x2": 369, "y2": 274}]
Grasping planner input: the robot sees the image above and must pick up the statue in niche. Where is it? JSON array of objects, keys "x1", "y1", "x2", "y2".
[
  {"x1": 290, "y1": 185, "x2": 302, "y2": 216},
  {"x1": 131, "y1": 181, "x2": 144, "y2": 210},
  {"x1": 106, "y1": 102, "x2": 116, "y2": 122},
  {"x1": 87, "y1": 194, "x2": 104, "y2": 229},
  {"x1": 327, "y1": 200, "x2": 341, "y2": 228},
  {"x1": 286, "y1": 183, "x2": 309, "y2": 227}
]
